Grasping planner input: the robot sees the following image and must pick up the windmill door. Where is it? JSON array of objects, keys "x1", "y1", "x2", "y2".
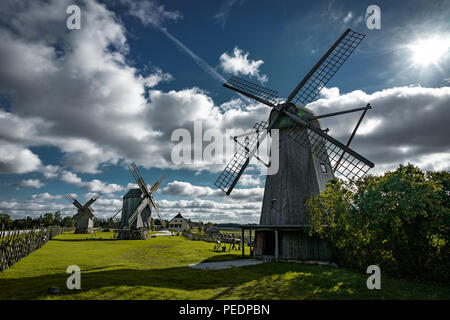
[
  {"x1": 263, "y1": 231, "x2": 275, "y2": 255},
  {"x1": 255, "y1": 231, "x2": 275, "y2": 256}
]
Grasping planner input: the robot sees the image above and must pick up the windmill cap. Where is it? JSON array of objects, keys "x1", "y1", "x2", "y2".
[{"x1": 269, "y1": 102, "x2": 317, "y2": 129}]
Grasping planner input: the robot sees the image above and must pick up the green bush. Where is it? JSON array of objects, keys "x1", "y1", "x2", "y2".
[{"x1": 306, "y1": 164, "x2": 450, "y2": 283}]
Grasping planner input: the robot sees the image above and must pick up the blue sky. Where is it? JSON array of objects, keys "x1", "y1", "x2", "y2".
[{"x1": 0, "y1": 0, "x2": 449, "y2": 223}]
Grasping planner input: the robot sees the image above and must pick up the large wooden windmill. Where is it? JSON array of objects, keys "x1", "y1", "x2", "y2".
[
  {"x1": 215, "y1": 29, "x2": 374, "y2": 261},
  {"x1": 66, "y1": 193, "x2": 101, "y2": 234},
  {"x1": 120, "y1": 162, "x2": 167, "y2": 234}
]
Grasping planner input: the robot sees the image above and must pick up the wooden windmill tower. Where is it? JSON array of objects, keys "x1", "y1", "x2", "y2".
[
  {"x1": 118, "y1": 162, "x2": 167, "y2": 239},
  {"x1": 66, "y1": 193, "x2": 101, "y2": 234},
  {"x1": 215, "y1": 29, "x2": 374, "y2": 261}
]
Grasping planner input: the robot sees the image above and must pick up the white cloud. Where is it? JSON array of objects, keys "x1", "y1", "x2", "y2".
[
  {"x1": 159, "y1": 198, "x2": 260, "y2": 211},
  {"x1": 30, "y1": 193, "x2": 63, "y2": 201},
  {"x1": 0, "y1": 199, "x2": 67, "y2": 218},
  {"x1": 411, "y1": 152, "x2": 450, "y2": 172},
  {"x1": 0, "y1": 0, "x2": 172, "y2": 173},
  {"x1": 83, "y1": 180, "x2": 124, "y2": 194},
  {"x1": 357, "y1": 118, "x2": 383, "y2": 135},
  {"x1": 213, "y1": 0, "x2": 244, "y2": 28},
  {"x1": 61, "y1": 170, "x2": 124, "y2": 194},
  {"x1": 41, "y1": 165, "x2": 60, "y2": 179},
  {"x1": 126, "y1": 182, "x2": 139, "y2": 190},
  {"x1": 0, "y1": 193, "x2": 261, "y2": 223},
  {"x1": 354, "y1": 16, "x2": 363, "y2": 25},
  {"x1": 343, "y1": 11, "x2": 353, "y2": 23},
  {"x1": 309, "y1": 85, "x2": 450, "y2": 173},
  {"x1": 0, "y1": 0, "x2": 269, "y2": 176},
  {"x1": 162, "y1": 180, "x2": 264, "y2": 201},
  {"x1": 143, "y1": 68, "x2": 173, "y2": 87},
  {"x1": 16, "y1": 179, "x2": 44, "y2": 189},
  {"x1": 60, "y1": 171, "x2": 82, "y2": 185},
  {"x1": 124, "y1": 0, "x2": 182, "y2": 27},
  {"x1": 238, "y1": 174, "x2": 261, "y2": 186},
  {"x1": 162, "y1": 180, "x2": 222, "y2": 197},
  {"x1": 157, "y1": 198, "x2": 261, "y2": 224},
  {"x1": 0, "y1": 140, "x2": 42, "y2": 174},
  {"x1": 220, "y1": 47, "x2": 268, "y2": 83},
  {"x1": 319, "y1": 87, "x2": 341, "y2": 99}
]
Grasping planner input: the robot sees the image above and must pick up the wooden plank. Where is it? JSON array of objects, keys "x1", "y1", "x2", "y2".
[
  {"x1": 241, "y1": 228, "x2": 245, "y2": 257},
  {"x1": 274, "y1": 230, "x2": 279, "y2": 262}
]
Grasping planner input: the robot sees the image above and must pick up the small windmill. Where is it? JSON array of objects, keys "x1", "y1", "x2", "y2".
[
  {"x1": 121, "y1": 162, "x2": 167, "y2": 230},
  {"x1": 66, "y1": 193, "x2": 101, "y2": 234},
  {"x1": 215, "y1": 29, "x2": 374, "y2": 261}
]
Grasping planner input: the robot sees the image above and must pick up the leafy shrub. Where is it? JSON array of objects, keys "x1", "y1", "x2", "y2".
[{"x1": 306, "y1": 164, "x2": 450, "y2": 283}]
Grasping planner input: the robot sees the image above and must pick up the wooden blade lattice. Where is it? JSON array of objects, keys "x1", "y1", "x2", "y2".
[
  {"x1": 215, "y1": 121, "x2": 268, "y2": 194},
  {"x1": 224, "y1": 76, "x2": 279, "y2": 107},
  {"x1": 288, "y1": 29, "x2": 365, "y2": 106},
  {"x1": 288, "y1": 126, "x2": 373, "y2": 180}
]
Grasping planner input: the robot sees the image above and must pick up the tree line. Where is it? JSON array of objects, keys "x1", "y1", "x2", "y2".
[
  {"x1": 0, "y1": 211, "x2": 73, "y2": 229},
  {"x1": 0, "y1": 212, "x2": 173, "y2": 231},
  {"x1": 0, "y1": 212, "x2": 125, "y2": 230}
]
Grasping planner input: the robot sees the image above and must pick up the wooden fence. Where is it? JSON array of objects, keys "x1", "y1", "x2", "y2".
[{"x1": 0, "y1": 226, "x2": 63, "y2": 272}]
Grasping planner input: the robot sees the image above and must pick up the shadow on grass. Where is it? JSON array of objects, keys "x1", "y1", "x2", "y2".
[
  {"x1": 201, "y1": 253, "x2": 250, "y2": 263},
  {"x1": 2, "y1": 254, "x2": 449, "y2": 300},
  {"x1": 0, "y1": 259, "x2": 387, "y2": 300},
  {"x1": 51, "y1": 239, "x2": 119, "y2": 242}
]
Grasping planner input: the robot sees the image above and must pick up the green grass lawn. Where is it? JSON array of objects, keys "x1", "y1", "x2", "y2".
[{"x1": 0, "y1": 231, "x2": 449, "y2": 300}]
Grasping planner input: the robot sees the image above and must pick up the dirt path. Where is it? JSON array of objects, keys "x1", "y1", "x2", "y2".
[{"x1": 151, "y1": 230, "x2": 175, "y2": 237}]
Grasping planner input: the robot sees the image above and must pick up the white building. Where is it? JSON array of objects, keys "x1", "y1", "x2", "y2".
[{"x1": 168, "y1": 213, "x2": 190, "y2": 232}]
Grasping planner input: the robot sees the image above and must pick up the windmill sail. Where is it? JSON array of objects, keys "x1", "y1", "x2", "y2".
[
  {"x1": 148, "y1": 197, "x2": 166, "y2": 228},
  {"x1": 286, "y1": 29, "x2": 365, "y2": 106},
  {"x1": 215, "y1": 120, "x2": 268, "y2": 194},
  {"x1": 288, "y1": 124, "x2": 373, "y2": 180},
  {"x1": 84, "y1": 193, "x2": 101, "y2": 208},
  {"x1": 129, "y1": 162, "x2": 151, "y2": 196},
  {"x1": 66, "y1": 195, "x2": 83, "y2": 209},
  {"x1": 224, "y1": 76, "x2": 279, "y2": 107},
  {"x1": 150, "y1": 174, "x2": 167, "y2": 194},
  {"x1": 128, "y1": 198, "x2": 149, "y2": 225}
]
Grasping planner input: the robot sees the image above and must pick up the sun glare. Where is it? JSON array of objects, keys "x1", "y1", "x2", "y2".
[{"x1": 408, "y1": 37, "x2": 449, "y2": 66}]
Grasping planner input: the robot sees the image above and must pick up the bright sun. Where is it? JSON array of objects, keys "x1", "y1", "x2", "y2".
[{"x1": 408, "y1": 37, "x2": 449, "y2": 66}]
